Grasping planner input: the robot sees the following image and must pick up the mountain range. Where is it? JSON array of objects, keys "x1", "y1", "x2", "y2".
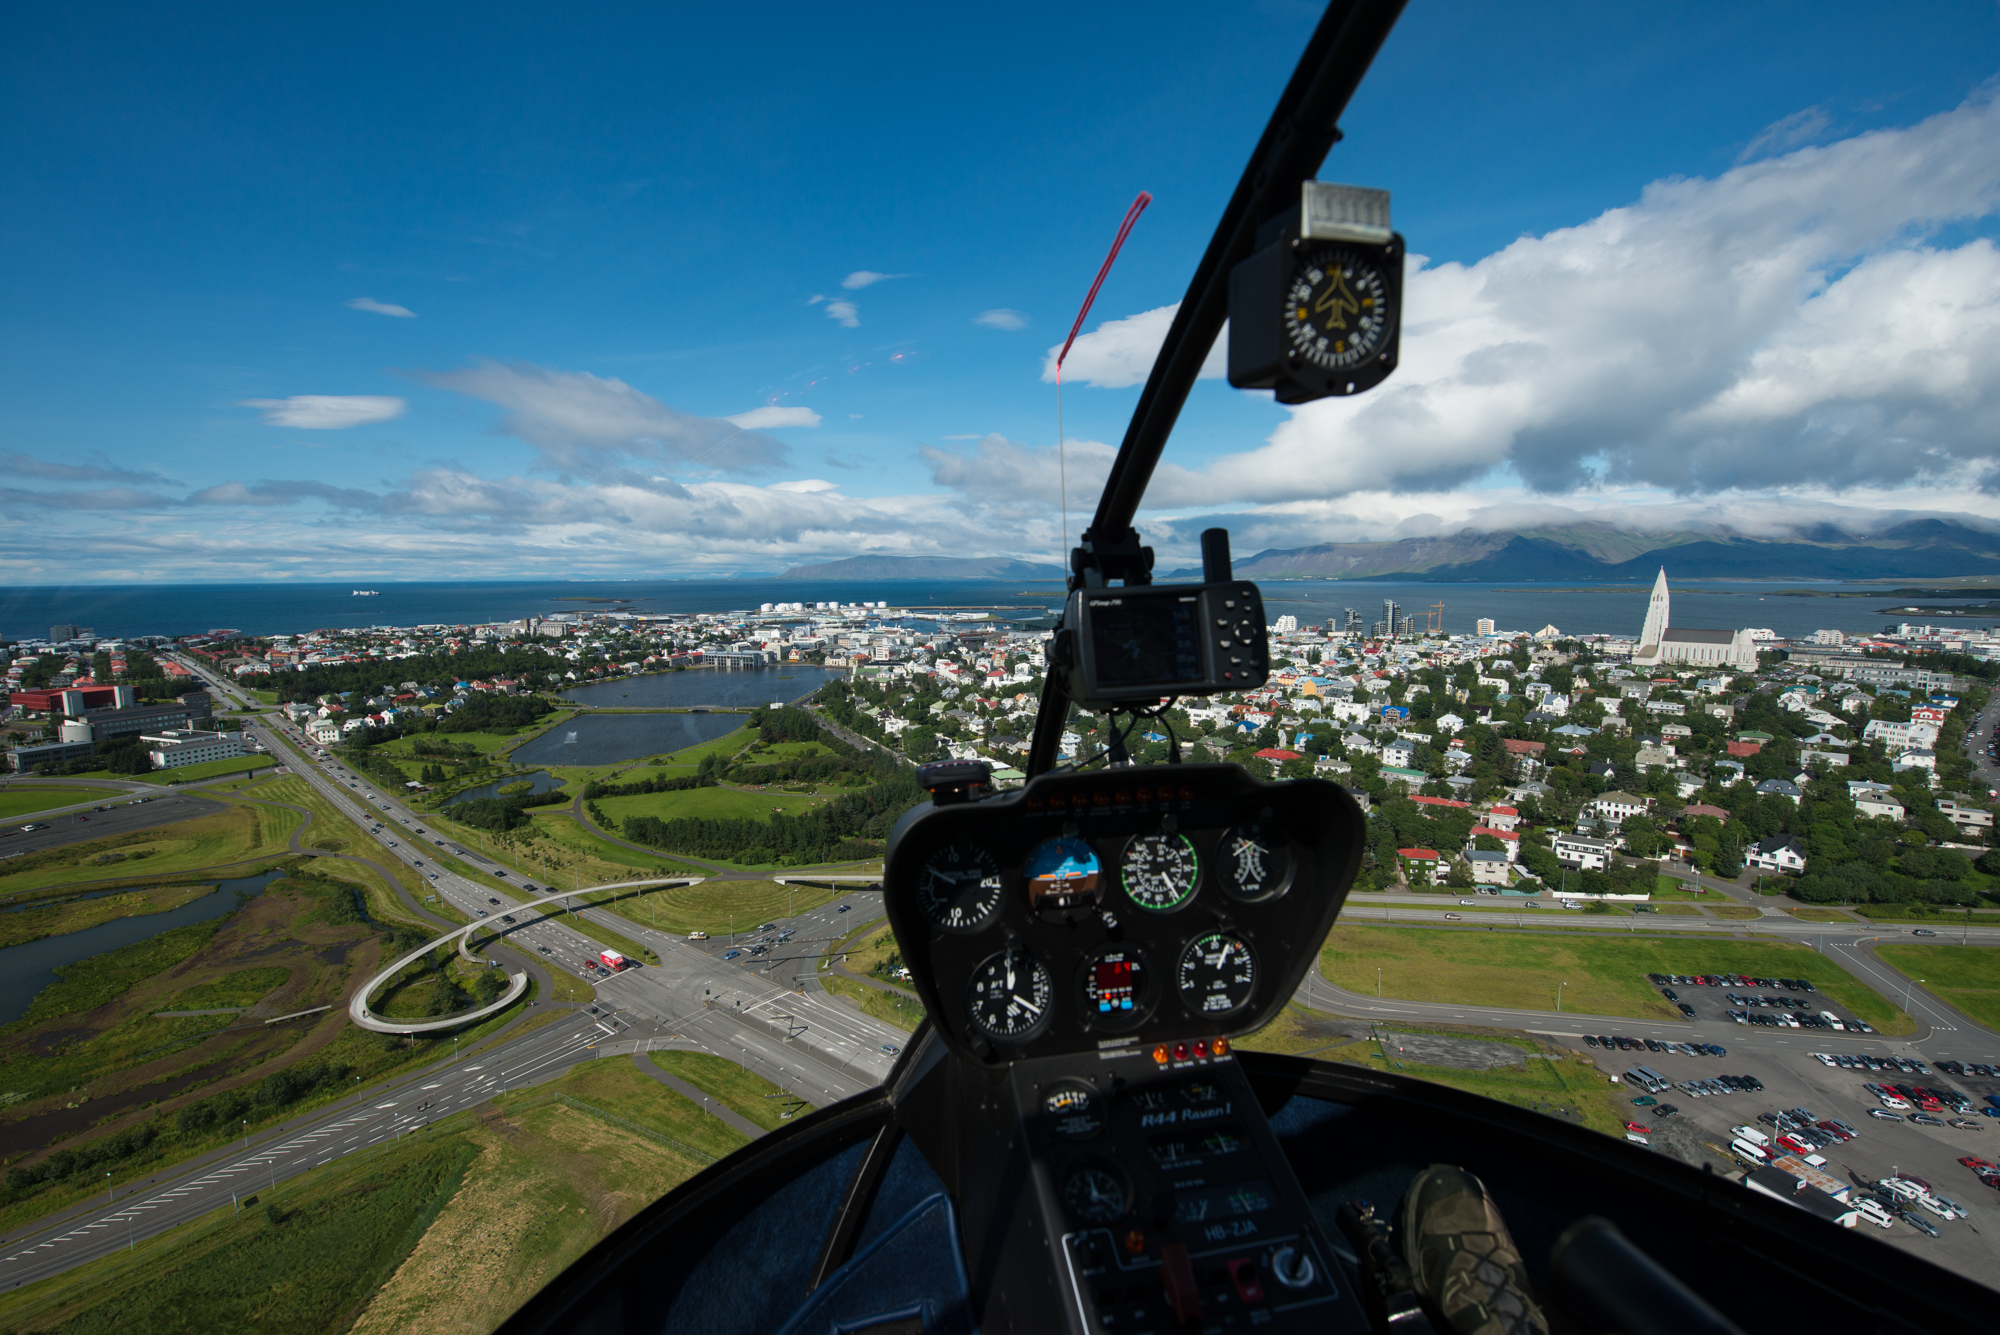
[
  {"x1": 778, "y1": 555, "x2": 1065, "y2": 580},
  {"x1": 1166, "y1": 519, "x2": 2000, "y2": 582}
]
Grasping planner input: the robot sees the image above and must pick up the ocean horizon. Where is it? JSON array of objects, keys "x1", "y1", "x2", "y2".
[{"x1": 2, "y1": 576, "x2": 1992, "y2": 645}]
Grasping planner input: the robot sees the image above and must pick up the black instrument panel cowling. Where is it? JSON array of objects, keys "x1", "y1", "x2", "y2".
[{"x1": 882, "y1": 764, "x2": 1367, "y2": 1066}]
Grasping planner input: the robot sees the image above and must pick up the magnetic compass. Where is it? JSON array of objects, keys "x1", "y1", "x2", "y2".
[{"x1": 1283, "y1": 246, "x2": 1393, "y2": 374}]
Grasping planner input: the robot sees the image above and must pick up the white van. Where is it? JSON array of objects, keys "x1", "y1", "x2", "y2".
[
  {"x1": 1732, "y1": 1125, "x2": 1771, "y2": 1147},
  {"x1": 688, "y1": 931, "x2": 710, "y2": 941},
  {"x1": 1731, "y1": 1138, "x2": 1770, "y2": 1162},
  {"x1": 1819, "y1": 1011, "x2": 1845, "y2": 1031},
  {"x1": 1851, "y1": 1198, "x2": 1895, "y2": 1229}
]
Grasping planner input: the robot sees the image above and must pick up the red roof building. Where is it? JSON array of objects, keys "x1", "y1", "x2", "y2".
[
  {"x1": 1397, "y1": 848, "x2": 1440, "y2": 861},
  {"x1": 1410, "y1": 795, "x2": 1470, "y2": 811},
  {"x1": 1469, "y1": 825, "x2": 1520, "y2": 843},
  {"x1": 1501, "y1": 739, "x2": 1545, "y2": 756},
  {"x1": 1726, "y1": 740, "x2": 1762, "y2": 757},
  {"x1": 1254, "y1": 748, "x2": 1304, "y2": 761},
  {"x1": 1680, "y1": 803, "x2": 1730, "y2": 821}
]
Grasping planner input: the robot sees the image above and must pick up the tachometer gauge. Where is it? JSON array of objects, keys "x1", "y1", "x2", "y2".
[
  {"x1": 966, "y1": 943, "x2": 1054, "y2": 1043},
  {"x1": 1177, "y1": 932, "x2": 1257, "y2": 1018},
  {"x1": 1060, "y1": 1159, "x2": 1130, "y2": 1225},
  {"x1": 1024, "y1": 835, "x2": 1102, "y2": 912},
  {"x1": 1216, "y1": 822, "x2": 1292, "y2": 903},
  {"x1": 1119, "y1": 832, "x2": 1201, "y2": 912},
  {"x1": 914, "y1": 842, "x2": 1005, "y2": 932},
  {"x1": 1043, "y1": 1081, "x2": 1104, "y2": 1140},
  {"x1": 1078, "y1": 943, "x2": 1154, "y2": 1032}
]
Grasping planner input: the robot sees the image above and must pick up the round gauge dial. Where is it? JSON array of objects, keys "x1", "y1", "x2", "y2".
[
  {"x1": 1060, "y1": 1160, "x2": 1130, "y2": 1225},
  {"x1": 1043, "y1": 1081, "x2": 1104, "y2": 1140},
  {"x1": 1216, "y1": 822, "x2": 1293, "y2": 903},
  {"x1": 1024, "y1": 835, "x2": 1102, "y2": 912},
  {"x1": 914, "y1": 842, "x2": 1005, "y2": 931},
  {"x1": 1078, "y1": 943, "x2": 1154, "y2": 1032},
  {"x1": 966, "y1": 944, "x2": 1054, "y2": 1043},
  {"x1": 1120, "y1": 832, "x2": 1201, "y2": 913},
  {"x1": 1178, "y1": 932, "x2": 1257, "y2": 1018},
  {"x1": 1283, "y1": 247, "x2": 1393, "y2": 373}
]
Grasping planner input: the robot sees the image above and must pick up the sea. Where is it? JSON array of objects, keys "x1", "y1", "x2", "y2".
[{"x1": 1, "y1": 577, "x2": 1991, "y2": 645}]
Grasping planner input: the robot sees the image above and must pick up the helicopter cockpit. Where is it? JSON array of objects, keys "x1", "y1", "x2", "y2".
[{"x1": 495, "y1": 3, "x2": 1992, "y2": 1332}]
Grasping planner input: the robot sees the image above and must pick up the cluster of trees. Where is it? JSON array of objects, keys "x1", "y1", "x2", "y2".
[
  {"x1": 446, "y1": 785, "x2": 572, "y2": 832},
  {"x1": 4, "y1": 1120, "x2": 160, "y2": 1191},
  {"x1": 436, "y1": 693, "x2": 551, "y2": 733},
  {"x1": 250, "y1": 645, "x2": 566, "y2": 704},
  {"x1": 580, "y1": 772, "x2": 717, "y2": 800}
]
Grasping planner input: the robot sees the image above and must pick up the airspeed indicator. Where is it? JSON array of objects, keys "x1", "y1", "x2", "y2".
[{"x1": 1119, "y1": 832, "x2": 1201, "y2": 912}]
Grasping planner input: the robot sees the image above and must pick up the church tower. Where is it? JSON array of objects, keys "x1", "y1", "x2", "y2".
[{"x1": 1639, "y1": 567, "x2": 1669, "y2": 648}]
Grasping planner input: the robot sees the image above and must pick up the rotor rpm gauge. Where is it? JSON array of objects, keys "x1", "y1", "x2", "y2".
[
  {"x1": 1060, "y1": 1159, "x2": 1131, "y2": 1225},
  {"x1": 1283, "y1": 246, "x2": 1393, "y2": 374},
  {"x1": 1177, "y1": 932, "x2": 1257, "y2": 1019},
  {"x1": 1216, "y1": 822, "x2": 1293, "y2": 903},
  {"x1": 1119, "y1": 832, "x2": 1202, "y2": 913},
  {"x1": 966, "y1": 943, "x2": 1054, "y2": 1043}
]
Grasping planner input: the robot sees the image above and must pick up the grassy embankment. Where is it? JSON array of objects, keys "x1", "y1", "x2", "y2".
[
  {"x1": 816, "y1": 918, "x2": 925, "y2": 1031},
  {"x1": 594, "y1": 878, "x2": 843, "y2": 938},
  {"x1": 1875, "y1": 944, "x2": 2000, "y2": 1031},
  {"x1": 1318, "y1": 925, "x2": 1913, "y2": 1034},
  {"x1": 648, "y1": 1051, "x2": 811, "y2": 1130},
  {"x1": 0, "y1": 787, "x2": 128, "y2": 819},
  {"x1": 1237, "y1": 1008, "x2": 1629, "y2": 1139},
  {"x1": 141, "y1": 754, "x2": 276, "y2": 784},
  {"x1": 0, "y1": 804, "x2": 295, "y2": 898}
]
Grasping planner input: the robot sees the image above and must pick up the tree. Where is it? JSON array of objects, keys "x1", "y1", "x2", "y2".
[{"x1": 1445, "y1": 858, "x2": 1474, "y2": 889}]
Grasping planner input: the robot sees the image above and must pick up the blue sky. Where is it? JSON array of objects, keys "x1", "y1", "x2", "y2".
[{"x1": 5, "y1": 1, "x2": 2000, "y2": 582}]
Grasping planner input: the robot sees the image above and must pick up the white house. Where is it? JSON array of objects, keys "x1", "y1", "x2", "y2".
[
  {"x1": 1466, "y1": 850, "x2": 1511, "y2": 885},
  {"x1": 1746, "y1": 835, "x2": 1808, "y2": 873},
  {"x1": 1893, "y1": 749, "x2": 1938, "y2": 780},
  {"x1": 1937, "y1": 800, "x2": 1994, "y2": 834},
  {"x1": 1584, "y1": 791, "x2": 1652, "y2": 824},
  {"x1": 1862, "y1": 719, "x2": 1940, "y2": 754},
  {"x1": 1847, "y1": 781, "x2": 1905, "y2": 822},
  {"x1": 1553, "y1": 832, "x2": 1616, "y2": 870}
]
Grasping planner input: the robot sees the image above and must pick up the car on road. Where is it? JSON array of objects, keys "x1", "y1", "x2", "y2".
[
  {"x1": 1443, "y1": 913, "x2": 1462, "y2": 921},
  {"x1": 723, "y1": 950, "x2": 742, "y2": 960},
  {"x1": 501, "y1": 915, "x2": 516, "y2": 924},
  {"x1": 488, "y1": 897, "x2": 500, "y2": 904},
  {"x1": 1912, "y1": 928, "x2": 1938, "y2": 936},
  {"x1": 688, "y1": 931, "x2": 709, "y2": 941},
  {"x1": 476, "y1": 910, "x2": 487, "y2": 917},
  {"x1": 1458, "y1": 899, "x2": 1476, "y2": 906},
  {"x1": 838, "y1": 904, "x2": 851, "y2": 912},
  {"x1": 882, "y1": 1044, "x2": 899, "y2": 1055}
]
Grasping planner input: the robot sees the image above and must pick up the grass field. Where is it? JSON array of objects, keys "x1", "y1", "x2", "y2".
[
  {"x1": 0, "y1": 805, "x2": 291, "y2": 897},
  {"x1": 138, "y1": 754, "x2": 279, "y2": 784},
  {"x1": 0, "y1": 882, "x2": 218, "y2": 950},
  {"x1": 649, "y1": 1050, "x2": 812, "y2": 1130},
  {"x1": 1853, "y1": 905, "x2": 2000, "y2": 923},
  {"x1": 598, "y1": 878, "x2": 842, "y2": 936},
  {"x1": 821, "y1": 971, "x2": 926, "y2": 1031},
  {"x1": 1318, "y1": 925, "x2": 1913, "y2": 1033},
  {"x1": 1708, "y1": 905, "x2": 1762, "y2": 920},
  {"x1": 1649, "y1": 876, "x2": 1712, "y2": 901},
  {"x1": 593, "y1": 784, "x2": 832, "y2": 824},
  {"x1": 0, "y1": 1129, "x2": 478, "y2": 1335},
  {"x1": 0, "y1": 786, "x2": 126, "y2": 819},
  {"x1": 1875, "y1": 944, "x2": 2000, "y2": 1030},
  {"x1": 1236, "y1": 1008, "x2": 1628, "y2": 1139}
]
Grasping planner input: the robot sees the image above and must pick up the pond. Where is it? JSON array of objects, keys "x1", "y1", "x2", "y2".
[
  {"x1": 0, "y1": 869, "x2": 290, "y2": 1026},
  {"x1": 444, "y1": 770, "x2": 566, "y2": 806},
  {"x1": 559, "y1": 664, "x2": 844, "y2": 710},
  {"x1": 509, "y1": 714, "x2": 749, "y2": 768}
]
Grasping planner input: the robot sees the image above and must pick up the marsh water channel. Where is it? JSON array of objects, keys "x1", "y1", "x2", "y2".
[{"x1": 0, "y1": 870, "x2": 288, "y2": 1025}]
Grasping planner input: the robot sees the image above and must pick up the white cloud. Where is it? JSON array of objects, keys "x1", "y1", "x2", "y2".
[
  {"x1": 1113, "y1": 88, "x2": 2000, "y2": 508},
  {"x1": 414, "y1": 360, "x2": 786, "y2": 475},
  {"x1": 345, "y1": 296, "x2": 417, "y2": 318},
  {"x1": 975, "y1": 308, "x2": 1028, "y2": 330},
  {"x1": 921, "y1": 432, "x2": 1119, "y2": 513},
  {"x1": 1042, "y1": 304, "x2": 1228, "y2": 387},
  {"x1": 823, "y1": 299, "x2": 860, "y2": 328},
  {"x1": 238, "y1": 395, "x2": 407, "y2": 429},
  {"x1": 724, "y1": 406, "x2": 823, "y2": 429},
  {"x1": 1737, "y1": 106, "x2": 1832, "y2": 164},
  {"x1": 842, "y1": 271, "x2": 908, "y2": 290}
]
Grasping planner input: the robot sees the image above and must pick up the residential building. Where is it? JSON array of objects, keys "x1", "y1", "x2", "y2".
[
  {"x1": 1861, "y1": 719, "x2": 1940, "y2": 754},
  {"x1": 1755, "y1": 778, "x2": 1803, "y2": 804},
  {"x1": 1466, "y1": 827, "x2": 1520, "y2": 862},
  {"x1": 1746, "y1": 835, "x2": 1807, "y2": 873},
  {"x1": 1552, "y1": 832, "x2": 1615, "y2": 871},
  {"x1": 1466, "y1": 850, "x2": 1510, "y2": 885},
  {"x1": 1936, "y1": 800, "x2": 1993, "y2": 834},
  {"x1": 1585, "y1": 791, "x2": 1652, "y2": 824}
]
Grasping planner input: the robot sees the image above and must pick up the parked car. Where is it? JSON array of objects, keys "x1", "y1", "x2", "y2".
[{"x1": 1869, "y1": 1109, "x2": 1904, "y2": 1122}]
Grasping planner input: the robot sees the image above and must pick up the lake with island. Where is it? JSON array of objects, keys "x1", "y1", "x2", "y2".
[{"x1": 510, "y1": 666, "x2": 847, "y2": 767}]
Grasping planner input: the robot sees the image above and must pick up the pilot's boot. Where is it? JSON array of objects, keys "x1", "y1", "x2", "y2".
[{"x1": 1399, "y1": 1164, "x2": 1549, "y2": 1335}]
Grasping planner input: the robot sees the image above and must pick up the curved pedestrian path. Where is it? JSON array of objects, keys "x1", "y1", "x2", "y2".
[{"x1": 349, "y1": 875, "x2": 700, "y2": 1034}]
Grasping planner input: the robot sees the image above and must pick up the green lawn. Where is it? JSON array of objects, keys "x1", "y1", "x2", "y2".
[
  {"x1": 1318, "y1": 925, "x2": 1913, "y2": 1033},
  {"x1": 0, "y1": 786, "x2": 127, "y2": 818},
  {"x1": 0, "y1": 806, "x2": 291, "y2": 897},
  {"x1": 598, "y1": 878, "x2": 841, "y2": 936},
  {"x1": 593, "y1": 785, "x2": 832, "y2": 825},
  {"x1": 1650, "y1": 875, "x2": 1713, "y2": 902},
  {"x1": 648, "y1": 1050, "x2": 813, "y2": 1129},
  {"x1": 375, "y1": 727, "x2": 542, "y2": 757},
  {"x1": 1875, "y1": 944, "x2": 2000, "y2": 1030},
  {"x1": 821, "y1": 972, "x2": 926, "y2": 1031}
]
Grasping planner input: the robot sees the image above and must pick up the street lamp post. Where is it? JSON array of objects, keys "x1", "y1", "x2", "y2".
[
  {"x1": 1557, "y1": 981, "x2": 1565, "y2": 1013},
  {"x1": 1377, "y1": 967, "x2": 1382, "y2": 998},
  {"x1": 1903, "y1": 977, "x2": 1924, "y2": 1013}
]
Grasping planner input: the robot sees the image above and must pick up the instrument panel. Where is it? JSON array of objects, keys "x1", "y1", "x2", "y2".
[{"x1": 882, "y1": 764, "x2": 1366, "y2": 1065}]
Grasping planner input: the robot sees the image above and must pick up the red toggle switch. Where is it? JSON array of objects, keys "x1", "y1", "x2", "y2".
[
  {"x1": 1228, "y1": 1258, "x2": 1266, "y2": 1304},
  {"x1": 1161, "y1": 1242, "x2": 1201, "y2": 1324}
]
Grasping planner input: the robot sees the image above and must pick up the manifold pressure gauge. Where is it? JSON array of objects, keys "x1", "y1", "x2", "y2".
[{"x1": 1228, "y1": 181, "x2": 1404, "y2": 404}]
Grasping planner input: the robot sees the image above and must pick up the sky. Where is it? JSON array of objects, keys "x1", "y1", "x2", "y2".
[{"x1": 5, "y1": 0, "x2": 2000, "y2": 583}]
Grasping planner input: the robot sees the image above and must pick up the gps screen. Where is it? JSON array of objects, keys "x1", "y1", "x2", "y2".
[{"x1": 1089, "y1": 597, "x2": 1204, "y2": 687}]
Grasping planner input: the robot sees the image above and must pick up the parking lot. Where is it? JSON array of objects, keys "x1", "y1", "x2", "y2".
[{"x1": 1566, "y1": 1031, "x2": 2000, "y2": 1275}]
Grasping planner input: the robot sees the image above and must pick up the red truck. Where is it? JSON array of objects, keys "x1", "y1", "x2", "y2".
[{"x1": 598, "y1": 950, "x2": 629, "y2": 972}]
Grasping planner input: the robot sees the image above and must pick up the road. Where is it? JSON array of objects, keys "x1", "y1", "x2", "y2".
[
  {"x1": 0, "y1": 1006, "x2": 615, "y2": 1290},
  {"x1": 0, "y1": 792, "x2": 230, "y2": 857}
]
